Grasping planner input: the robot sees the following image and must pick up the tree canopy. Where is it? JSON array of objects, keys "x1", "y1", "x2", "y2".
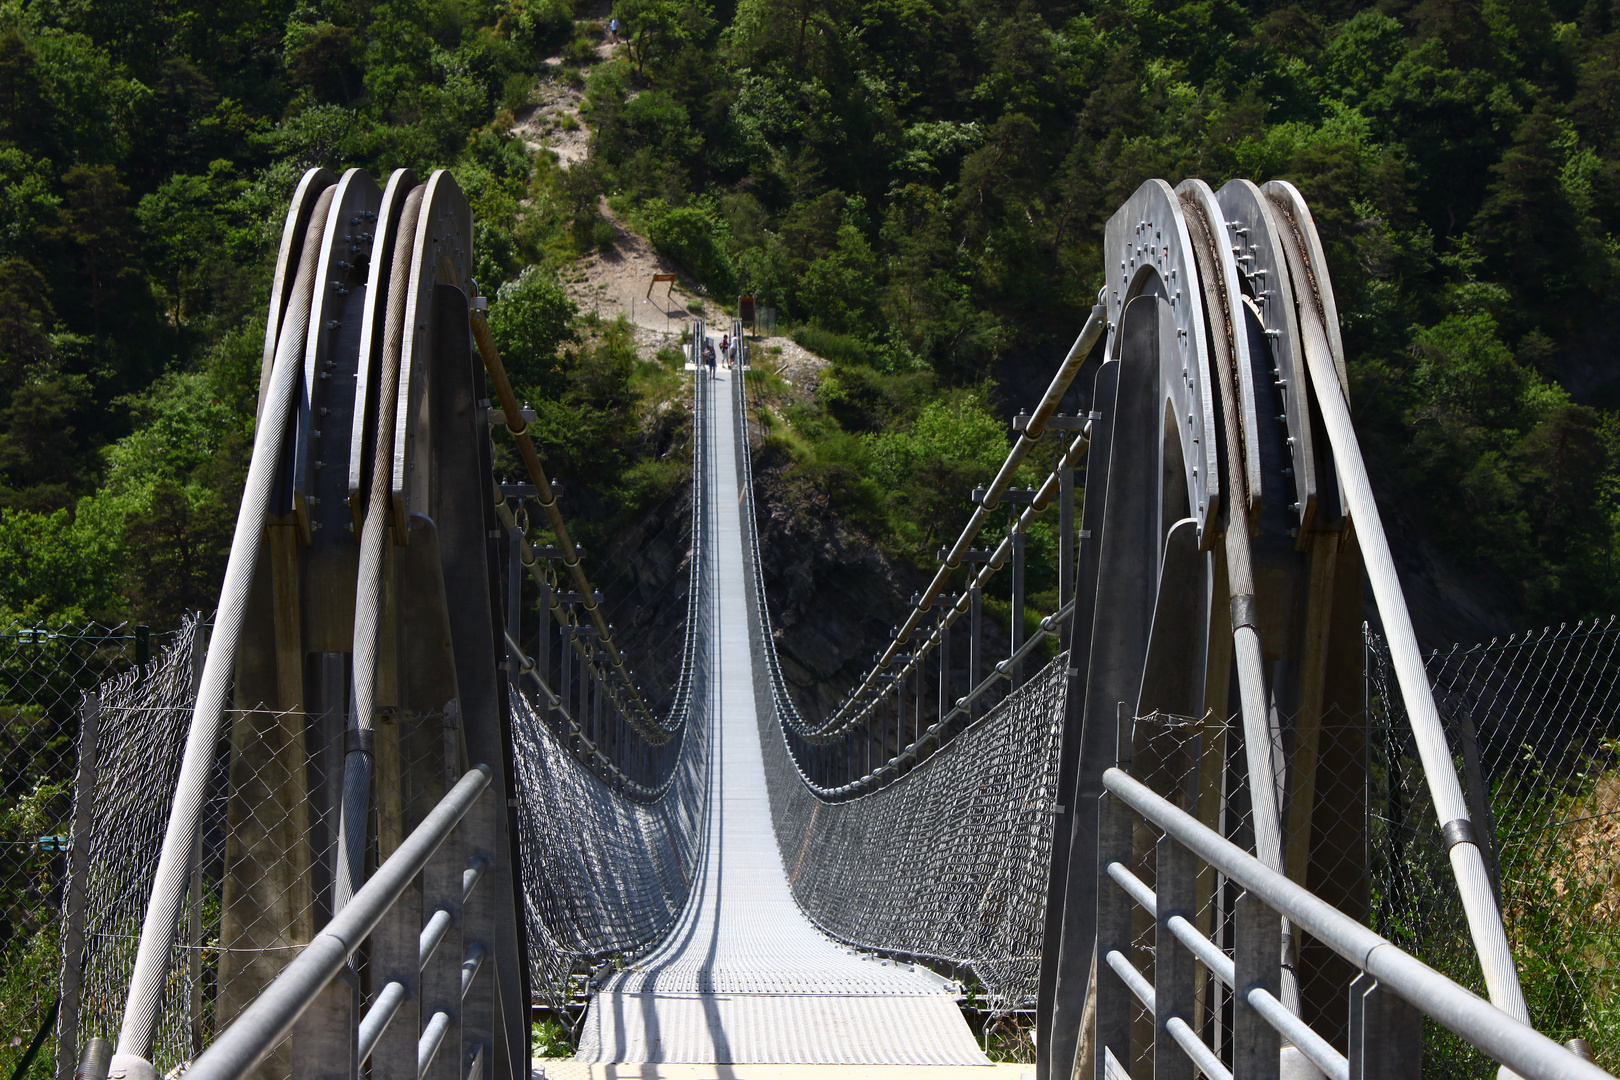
[{"x1": 0, "y1": 0, "x2": 1616, "y2": 632}]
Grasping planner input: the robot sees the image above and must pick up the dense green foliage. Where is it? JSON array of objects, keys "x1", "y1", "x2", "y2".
[
  {"x1": 0, "y1": 0, "x2": 598, "y2": 627},
  {"x1": 584, "y1": 0, "x2": 1620, "y2": 621},
  {"x1": 0, "y1": 0, "x2": 1616, "y2": 628}
]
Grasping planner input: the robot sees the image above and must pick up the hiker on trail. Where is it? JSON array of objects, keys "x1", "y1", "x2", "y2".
[
  {"x1": 609, "y1": 16, "x2": 620, "y2": 41},
  {"x1": 704, "y1": 341, "x2": 716, "y2": 376},
  {"x1": 719, "y1": 333, "x2": 730, "y2": 368}
]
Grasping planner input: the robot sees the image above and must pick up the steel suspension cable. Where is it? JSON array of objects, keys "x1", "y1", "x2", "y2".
[
  {"x1": 335, "y1": 183, "x2": 425, "y2": 915},
  {"x1": 820, "y1": 305, "x2": 1107, "y2": 733},
  {"x1": 114, "y1": 184, "x2": 337, "y2": 1073},
  {"x1": 468, "y1": 301, "x2": 665, "y2": 741}
]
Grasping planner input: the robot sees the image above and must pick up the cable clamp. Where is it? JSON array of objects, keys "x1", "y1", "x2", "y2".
[
  {"x1": 1441, "y1": 817, "x2": 1479, "y2": 851},
  {"x1": 344, "y1": 730, "x2": 376, "y2": 756},
  {"x1": 1229, "y1": 594, "x2": 1258, "y2": 632}
]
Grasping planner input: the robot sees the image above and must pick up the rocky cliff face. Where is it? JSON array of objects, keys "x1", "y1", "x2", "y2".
[{"x1": 592, "y1": 485, "x2": 695, "y2": 720}]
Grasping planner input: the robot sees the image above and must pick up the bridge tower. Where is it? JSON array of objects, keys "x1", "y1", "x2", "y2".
[{"x1": 107, "y1": 168, "x2": 529, "y2": 1080}]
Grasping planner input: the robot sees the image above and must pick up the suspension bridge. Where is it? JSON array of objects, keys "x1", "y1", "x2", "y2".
[{"x1": 44, "y1": 167, "x2": 1620, "y2": 1080}]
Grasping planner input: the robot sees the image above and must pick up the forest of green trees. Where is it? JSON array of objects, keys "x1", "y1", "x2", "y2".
[{"x1": 1, "y1": 0, "x2": 1618, "y2": 632}]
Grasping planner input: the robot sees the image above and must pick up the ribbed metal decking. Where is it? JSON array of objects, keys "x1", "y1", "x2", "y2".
[{"x1": 573, "y1": 364, "x2": 989, "y2": 1066}]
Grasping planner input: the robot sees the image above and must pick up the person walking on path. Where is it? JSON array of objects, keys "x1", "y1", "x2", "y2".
[
  {"x1": 704, "y1": 340, "x2": 716, "y2": 377},
  {"x1": 608, "y1": 16, "x2": 620, "y2": 42},
  {"x1": 719, "y1": 333, "x2": 730, "y2": 369}
]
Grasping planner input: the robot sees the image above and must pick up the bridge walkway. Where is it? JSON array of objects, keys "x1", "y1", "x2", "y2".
[{"x1": 572, "y1": 360, "x2": 989, "y2": 1066}]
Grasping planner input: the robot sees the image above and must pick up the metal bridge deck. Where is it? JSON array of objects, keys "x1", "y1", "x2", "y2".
[{"x1": 574, "y1": 364, "x2": 988, "y2": 1066}]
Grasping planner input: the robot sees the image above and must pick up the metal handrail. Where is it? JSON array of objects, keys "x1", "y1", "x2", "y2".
[
  {"x1": 1102, "y1": 766, "x2": 1615, "y2": 1080},
  {"x1": 178, "y1": 766, "x2": 493, "y2": 1080},
  {"x1": 1105, "y1": 860, "x2": 1348, "y2": 1080}
]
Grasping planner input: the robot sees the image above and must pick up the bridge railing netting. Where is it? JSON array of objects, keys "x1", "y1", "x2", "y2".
[
  {"x1": 0, "y1": 622, "x2": 160, "y2": 1080},
  {"x1": 757, "y1": 645, "x2": 1070, "y2": 1013},
  {"x1": 1368, "y1": 620, "x2": 1620, "y2": 1074},
  {"x1": 511, "y1": 680, "x2": 709, "y2": 1015},
  {"x1": 507, "y1": 364, "x2": 712, "y2": 1024},
  {"x1": 732, "y1": 360, "x2": 1070, "y2": 1016}
]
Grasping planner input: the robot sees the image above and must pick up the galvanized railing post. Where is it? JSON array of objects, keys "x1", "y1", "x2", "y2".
[
  {"x1": 291, "y1": 973, "x2": 357, "y2": 1080},
  {"x1": 936, "y1": 610, "x2": 950, "y2": 737},
  {"x1": 1059, "y1": 447, "x2": 1075, "y2": 609},
  {"x1": 459, "y1": 777, "x2": 498, "y2": 1079},
  {"x1": 537, "y1": 575, "x2": 551, "y2": 707},
  {"x1": 506, "y1": 522, "x2": 522, "y2": 688},
  {"x1": 1156, "y1": 834, "x2": 1196, "y2": 1080},
  {"x1": 1011, "y1": 519, "x2": 1026, "y2": 688},
  {"x1": 368, "y1": 861, "x2": 422, "y2": 1080},
  {"x1": 1347, "y1": 974, "x2": 1421, "y2": 1080},
  {"x1": 913, "y1": 651, "x2": 922, "y2": 749},
  {"x1": 1095, "y1": 782, "x2": 1134, "y2": 1080},
  {"x1": 1233, "y1": 890, "x2": 1281, "y2": 1080},
  {"x1": 419, "y1": 800, "x2": 466, "y2": 1080},
  {"x1": 969, "y1": 585, "x2": 982, "y2": 719},
  {"x1": 295, "y1": 653, "x2": 359, "y2": 1080}
]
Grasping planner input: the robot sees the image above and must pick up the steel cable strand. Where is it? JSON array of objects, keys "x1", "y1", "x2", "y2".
[
  {"x1": 736, "y1": 362, "x2": 1084, "y2": 794},
  {"x1": 1180, "y1": 189, "x2": 1295, "y2": 1009},
  {"x1": 112, "y1": 183, "x2": 337, "y2": 1076},
  {"x1": 494, "y1": 416, "x2": 701, "y2": 754},
  {"x1": 468, "y1": 302, "x2": 669, "y2": 741},
  {"x1": 811, "y1": 307, "x2": 1107, "y2": 738},
  {"x1": 738, "y1": 358, "x2": 1086, "y2": 757},
  {"x1": 1269, "y1": 185, "x2": 1532, "y2": 1030},
  {"x1": 501, "y1": 390, "x2": 703, "y2": 795},
  {"x1": 334, "y1": 183, "x2": 424, "y2": 915}
]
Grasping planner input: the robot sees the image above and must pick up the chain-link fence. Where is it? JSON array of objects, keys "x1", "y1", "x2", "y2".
[
  {"x1": 0, "y1": 621, "x2": 162, "y2": 1080},
  {"x1": 1107, "y1": 690, "x2": 1379, "y2": 1077},
  {"x1": 1111, "y1": 710, "x2": 1248, "y2": 1074},
  {"x1": 56, "y1": 615, "x2": 476, "y2": 1080},
  {"x1": 1369, "y1": 619, "x2": 1620, "y2": 1078}
]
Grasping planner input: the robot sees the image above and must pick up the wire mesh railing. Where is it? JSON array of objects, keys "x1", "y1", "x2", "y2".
[
  {"x1": 1369, "y1": 619, "x2": 1620, "y2": 1076},
  {"x1": 507, "y1": 366, "x2": 711, "y2": 1032},
  {"x1": 54, "y1": 613, "x2": 493, "y2": 1080},
  {"x1": 754, "y1": 650, "x2": 1070, "y2": 1017},
  {"x1": 0, "y1": 621, "x2": 162, "y2": 1080}
]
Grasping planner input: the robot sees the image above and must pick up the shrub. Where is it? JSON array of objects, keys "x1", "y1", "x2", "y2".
[
  {"x1": 791, "y1": 325, "x2": 867, "y2": 367},
  {"x1": 639, "y1": 201, "x2": 736, "y2": 296}
]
